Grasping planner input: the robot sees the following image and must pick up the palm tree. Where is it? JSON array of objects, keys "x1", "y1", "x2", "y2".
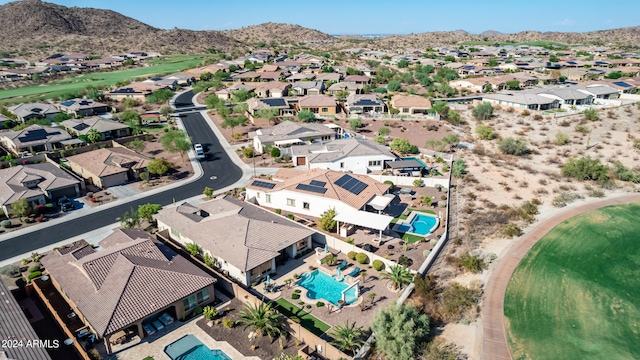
[
  {"x1": 360, "y1": 270, "x2": 368, "y2": 283},
  {"x1": 381, "y1": 265, "x2": 413, "y2": 291},
  {"x1": 238, "y1": 302, "x2": 288, "y2": 340},
  {"x1": 329, "y1": 320, "x2": 366, "y2": 354}
]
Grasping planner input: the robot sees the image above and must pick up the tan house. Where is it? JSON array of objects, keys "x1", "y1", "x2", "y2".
[
  {"x1": 57, "y1": 98, "x2": 111, "y2": 117},
  {"x1": 41, "y1": 229, "x2": 216, "y2": 354},
  {"x1": 254, "y1": 81, "x2": 291, "y2": 98},
  {"x1": 297, "y1": 95, "x2": 337, "y2": 116},
  {"x1": 155, "y1": 196, "x2": 315, "y2": 287},
  {"x1": 106, "y1": 81, "x2": 169, "y2": 102},
  {"x1": 66, "y1": 147, "x2": 149, "y2": 188},
  {"x1": 389, "y1": 95, "x2": 432, "y2": 114},
  {"x1": 0, "y1": 124, "x2": 72, "y2": 155},
  {"x1": 61, "y1": 117, "x2": 132, "y2": 140}
]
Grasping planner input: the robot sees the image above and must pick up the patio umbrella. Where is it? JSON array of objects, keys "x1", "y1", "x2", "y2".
[
  {"x1": 324, "y1": 244, "x2": 328, "y2": 253},
  {"x1": 266, "y1": 275, "x2": 270, "y2": 286}
]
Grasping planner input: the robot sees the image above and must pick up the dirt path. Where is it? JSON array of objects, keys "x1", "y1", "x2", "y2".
[{"x1": 480, "y1": 193, "x2": 640, "y2": 360}]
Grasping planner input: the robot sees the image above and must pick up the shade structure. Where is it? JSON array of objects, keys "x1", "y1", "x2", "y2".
[
  {"x1": 334, "y1": 209, "x2": 393, "y2": 232},
  {"x1": 367, "y1": 194, "x2": 395, "y2": 211}
]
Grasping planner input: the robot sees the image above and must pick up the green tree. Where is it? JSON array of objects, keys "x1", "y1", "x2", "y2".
[
  {"x1": 349, "y1": 118, "x2": 362, "y2": 132},
  {"x1": 203, "y1": 186, "x2": 214, "y2": 199},
  {"x1": 335, "y1": 90, "x2": 350, "y2": 100},
  {"x1": 318, "y1": 207, "x2": 337, "y2": 232},
  {"x1": 122, "y1": 98, "x2": 139, "y2": 109},
  {"x1": 160, "y1": 105, "x2": 173, "y2": 120},
  {"x1": 150, "y1": 89, "x2": 174, "y2": 103},
  {"x1": 451, "y1": 158, "x2": 466, "y2": 178},
  {"x1": 378, "y1": 126, "x2": 390, "y2": 136},
  {"x1": 583, "y1": 109, "x2": 599, "y2": 121},
  {"x1": 232, "y1": 89, "x2": 253, "y2": 102},
  {"x1": 11, "y1": 198, "x2": 31, "y2": 218},
  {"x1": 119, "y1": 208, "x2": 141, "y2": 229},
  {"x1": 255, "y1": 108, "x2": 280, "y2": 123},
  {"x1": 390, "y1": 138, "x2": 412, "y2": 154},
  {"x1": 475, "y1": 124, "x2": 495, "y2": 140},
  {"x1": 242, "y1": 147, "x2": 254, "y2": 158},
  {"x1": 505, "y1": 80, "x2": 521, "y2": 90},
  {"x1": 381, "y1": 265, "x2": 413, "y2": 290},
  {"x1": 120, "y1": 110, "x2": 142, "y2": 126},
  {"x1": 371, "y1": 304, "x2": 429, "y2": 360},
  {"x1": 562, "y1": 156, "x2": 609, "y2": 181},
  {"x1": 126, "y1": 138, "x2": 146, "y2": 152},
  {"x1": 221, "y1": 115, "x2": 248, "y2": 135},
  {"x1": 297, "y1": 109, "x2": 316, "y2": 122},
  {"x1": 87, "y1": 129, "x2": 102, "y2": 143},
  {"x1": 329, "y1": 321, "x2": 366, "y2": 354},
  {"x1": 205, "y1": 95, "x2": 225, "y2": 109},
  {"x1": 431, "y1": 101, "x2": 450, "y2": 119},
  {"x1": 147, "y1": 158, "x2": 172, "y2": 176},
  {"x1": 160, "y1": 129, "x2": 192, "y2": 159},
  {"x1": 232, "y1": 103, "x2": 248, "y2": 114},
  {"x1": 238, "y1": 302, "x2": 288, "y2": 340},
  {"x1": 498, "y1": 137, "x2": 529, "y2": 156},
  {"x1": 472, "y1": 102, "x2": 494, "y2": 120},
  {"x1": 487, "y1": 57, "x2": 499, "y2": 67},
  {"x1": 397, "y1": 59, "x2": 409, "y2": 68},
  {"x1": 52, "y1": 112, "x2": 71, "y2": 123},
  {"x1": 387, "y1": 80, "x2": 401, "y2": 92},
  {"x1": 425, "y1": 139, "x2": 444, "y2": 152},
  {"x1": 442, "y1": 134, "x2": 460, "y2": 151},
  {"x1": 549, "y1": 54, "x2": 559, "y2": 62},
  {"x1": 137, "y1": 203, "x2": 162, "y2": 222},
  {"x1": 374, "y1": 135, "x2": 385, "y2": 144}
]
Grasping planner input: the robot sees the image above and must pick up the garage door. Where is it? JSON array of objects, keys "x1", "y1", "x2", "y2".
[{"x1": 296, "y1": 157, "x2": 306, "y2": 166}]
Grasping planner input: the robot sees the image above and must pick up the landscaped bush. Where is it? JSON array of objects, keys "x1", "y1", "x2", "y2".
[
  {"x1": 275, "y1": 208, "x2": 282, "y2": 215},
  {"x1": 27, "y1": 271, "x2": 42, "y2": 282},
  {"x1": 292, "y1": 293, "x2": 300, "y2": 300},
  {"x1": 398, "y1": 255, "x2": 413, "y2": 267},
  {"x1": 1, "y1": 220, "x2": 11, "y2": 228},
  {"x1": 347, "y1": 251, "x2": 357, "y2": 260},
  {"x1": 383, "y1": 180, "x2": 394, "y2": 190},
  {"x1": 500, "y1": 222, "x2": 523, "y2": 238},
  {"x1": 356, "y1": 253, "x2": 369, "y2": 264},
  {"x1": 28, "y1": 265, "x2": 40, "y2": 273},
  {"x1": 316, "y1": 301, "x2": 325, "y2": 307},
  {"x1": 294, "y1": 289, "x2": 301, "y2": 293},
  {"x1": 193, "y1": 306, "x2": 203, "y2": 316},
  {"x1": 286, "y1": 214, "x2": 295, "y2": 220},
  {"x1": 222, "y1": 317, "x2": 234, "y2": 328},
  {"x1": 372, "y1": 259, "x2": 385, "y2": 271},
  {"x1": 0, "y1": 265, "x2": 20, "y2": 277},
  {"x1": 203, "y1": 306, "x2": 218, "y2": 320}
]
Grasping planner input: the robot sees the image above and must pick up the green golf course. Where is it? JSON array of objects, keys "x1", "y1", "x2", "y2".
[{"x1": 504, "y1": 202, "x2": 640, "y2": 360}]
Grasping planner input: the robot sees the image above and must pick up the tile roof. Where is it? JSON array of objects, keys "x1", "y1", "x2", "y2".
[
  {"x1": 66, "y1": 147, "x2": 149, "y2": 178},
  {"x1": 255, "y1": 121, "x2": 335, "y2": 144},
  {"x1": 291, "y1": 138, "x2": 395, "y2": 164},
  {"x1": 1, "y1": 124, "x2": 72, "y2": 147},
  {"x1": 390, "y1": 94, "x2": 432, "y2": 108},
  {"x1": 0, "y1": 163, "x2": 81, "y2": 206},
  {"x1": 248, "y1": 168, "x2": 391, "y2": 210},
  {"x1": 57, "y1": 98, "x2": 109, "y2": 112},
  {"x1": 154, "y1": 196, "x2": 315, "y2": 271},
  {"x1": 298, "y1": 95, "x2": 336, "y2": 108},
  {"x1": 61, "y1": 117, "x2": 131, "y2": 135},
  {"x1": 7, "y1": 103, "x2": 59, "y2": 119},
  {"x1": 41, "y1": 230, "x2": 215, "y2": 337}
]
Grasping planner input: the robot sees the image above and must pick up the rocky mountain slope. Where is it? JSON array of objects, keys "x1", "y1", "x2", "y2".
[{"x1": 223, "y1": 22, "x2": 336, "y2": 45}]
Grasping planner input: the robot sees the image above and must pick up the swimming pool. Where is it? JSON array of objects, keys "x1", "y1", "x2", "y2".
[
  {"x1": 297, "y1": 269, "x2": 358, "y2": 306},
  {"x1": 393, "y1": 212, "x2": 439, "y2": 236},
  {"x1": 164, "y1": 334, "x2": 231, "y2": 360},
  {"x1": 402, "y1": 157, "x2": 427, "y2": 168}
]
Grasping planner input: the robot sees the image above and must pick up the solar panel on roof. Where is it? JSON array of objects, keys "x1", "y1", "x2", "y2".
[
  {"x1": 334, "y1": 174, "x2": 369, "y2": 195},
  {"x1": 73, "y1": 123, "x2": 90, "y2": 131},
  {"x1": 60, "y1": 100, "x2": 75, "y2": 107},
  {"x1": 296, "y1": 183, "x2": 328, "y2": 194},
  {"x1": 613, "y1": 81, "x2": 631, "y2": 88},
  {"x1": 310, "y1": 180, "x2": 326, "y2": 187},
  {"x1": 354, "y1": 99, "x2": 380, "y2": 106},
  {"x1": 261, "y1": 98, "x2": 287, "y2": 107},
  {"x1": 251, "y1": 180, "x2": 276, "y2": 189}
]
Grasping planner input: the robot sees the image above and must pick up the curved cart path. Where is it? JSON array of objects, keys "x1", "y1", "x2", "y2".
[{"x1": 481, "y1": 193, "x2": 640, "y2": 360}]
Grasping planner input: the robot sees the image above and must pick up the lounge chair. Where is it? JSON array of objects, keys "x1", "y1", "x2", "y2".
[
  {"x1": 347, "y1": 267, "x2": 361, "y2": 277},
  {"x1": 336, "y1": 260, "x2": 348, "y2": 271},
  {"x1": 159, "y1": 313, "x2": 174, "y2": 326},
  {"x1": 152, "y1": 320, "x2": 164, "y2": 332},
  {"x1": 142, "y1": 323, "x2": 156, "y2": 335}
]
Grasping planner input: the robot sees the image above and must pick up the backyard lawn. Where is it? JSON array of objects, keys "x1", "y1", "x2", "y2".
[
  {"x1": 274, "y1": 298, "x2": 331, "y2": 337},
  {"x1": 504, "y1": 203, "x2": 640, "y2": 360},
  {"x1": 391, "y1": 208, "x2": 437, "y2": 243},
  {"x1": 0, "y1": 54, "x2": 211, "y2": 104}
]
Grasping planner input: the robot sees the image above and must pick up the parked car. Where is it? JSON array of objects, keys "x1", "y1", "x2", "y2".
[
  {"x1": 194, "y1": 143, "x2": 205, "y2": 160},
  {"x1": 58, "y1": 197, "x2": 73, "y2": 212}
]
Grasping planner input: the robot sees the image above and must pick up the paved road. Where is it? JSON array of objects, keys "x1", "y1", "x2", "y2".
[
  {"x1": 480, "y1": 194, "x2": 640, "y2": 360},
  {"x1": 0, "y1": 91, "x2": 243, "y2": 261}
]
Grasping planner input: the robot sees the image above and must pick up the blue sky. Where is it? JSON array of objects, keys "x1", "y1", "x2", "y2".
[{"x1": 5, "y1": 0, "x2": 639, "y2": 34}]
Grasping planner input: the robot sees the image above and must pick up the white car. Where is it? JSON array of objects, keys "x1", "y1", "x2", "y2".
[{"x1": 194, "y1": 143, "x2": 205, "y2": 160}]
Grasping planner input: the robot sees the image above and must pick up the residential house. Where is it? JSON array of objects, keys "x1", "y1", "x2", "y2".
[
  {"x1": 141, "y1": 77, "x2": 178, "y2": 90},
  {"x1": 297, "y1": 95, "x2": 337, "y2": 117},
  {"x1": 450, "y1": 78, "x2": 493, "y2": 93},
  {"x1": 57, "y1": 99, "x2": 111, "y2": 117},
  {"x1": 8, "y1": 103, "x2": 60, "y2": 122},
  {"x1": 245, "y1": 168, "x2": 394, "y2": 237},
  {"x1": 326, "y1": 82, "x2": 361, "y2": 96},
  {"x1": 343, "y1": 75, "x2": 371, "y2": 88},
  {"x1": 215, "y1": 84, "x2": 256, "y2": 101},
  {"x1": 246, "y1": 98, "x2": 293, "y2": 120},
  {"x1": 481, "y1": 91, "x2": 560, "y2": 111},
  {"x1": 290, "y1": 138, "x2": 396, "y2": 173},
  {"x1": 577, "y1": 85, "x2": 620, "y2": 100},
  {"x1": 286, "y1": 73, "x2": 316, "y2": 82},
  {"x1": 66, "y1": 147, "x2": 149, "y2": 188},
  {"x1": 290, "y1": 81, "x2": 325, "y2": 96},
  {"x1": 259, "y1": 71, "x2": 286, "y2": 82},
  {"x1": 0, "y1": 280, "x2": 52, "y2": 360},
  {"x1": 61, "y1": 117, "x2": 132, "y2": 140},
  {"x1": 155, "y1": 196, "x2": 315, "y2": 287},
  {"x1": 315, "y1": 73, "x2": 342, "y2": 83},
  {"x1": 538, "y1": 87, "x2": 594, "y2": 107},
  {"x1": 0, "y1": 124, "x2": 72, "y2": 155},
  {"x1": 41, "y1": 229, "x2": 216, "y2": 354},
  {"x1": 252, "y1": 121, "x2": 337, "y2": 153},
  {"x1": 0, "y1": 163, "x2": 82, "y2": 215},
  {"x1": 254, "y1": 81, "x2": 291, "y2": 98},
  {"x1": 344, "y1": 94, "x2": 385, "y2": 115},
  {"x1": 389, "y1": 95, "x2": 432, "y2": 114},
  {"x1": 230, "y1": 71, "x2": 260, "y2": 82}
]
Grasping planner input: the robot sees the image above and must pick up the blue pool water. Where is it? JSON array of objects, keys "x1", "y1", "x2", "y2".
[
  {"x1": 397, "y1": 213, "x2": 437, "y2": 236},
  {"x1": 165, "y1": 335, "x2": 232, "y2": 360},
  {"x1": 402, "y1": 157, "x2": 427, "y2": 168},
  {"x1": 297, "y1": 270, "x2": 358, "y2": 306}
]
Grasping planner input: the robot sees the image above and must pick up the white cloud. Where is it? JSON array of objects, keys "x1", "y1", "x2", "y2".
[{"x1": 557, "y1": 18, "x2": 574, "y2": 26}]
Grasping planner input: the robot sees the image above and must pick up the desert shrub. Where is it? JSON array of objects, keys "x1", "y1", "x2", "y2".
[
  {"x1": 242, "y1": 147, "x2": 254, "y2": 158},
  {"x1": 28, "y1": 265, "x2": 40, "y2": 272},
  {"x1": 275, "y1": 208, "x2": 282, "y2": 215},
  {"x1": 193, "y1": 306, "x2": 203, "y2": 316},
  {"x1": 588, "y1": 188, "x2": 605, "y2": 197},
  {"x1": 533, "y1": 114, "x2": 543, "y2": 121},
  {"x1": 500, "y1": 222, "x2": 522, "y2": 238},
  {"x1": 347, "y1": 251, "x2": 357, "y2": 260},
  {"x1": 0, "y1": 265, "x2": 20, "y2": 277},
  {"x1": 553, "y1": 132, "x2": 570, "y2": 145},
  {"x1": 398, "y1": 255, "x2": 413, "y2": 267},
  {"x1": 575, "y1": 124, "x2": 590, "y2": 133},
  {"x1": 552, "y1": 192, "x2": 584, "y2": 207},
  {"x1": 203, "y1": 306, "x2": 218, "y2": 320},
  {"x1": 475, "y1": 124, "x2": 495, "y2": 140},
  {"x1": 222, "y1": 317, "x2": 234, "y2": 328},
  {"x1": 372, "y1": 259, "x2": 385, "y2": 271},
  {"x1": 498, "y1": 137, "x2": 528, "y2": 156},
  {"x1": 459, "y1": 253, "x2": 484, "y2": 273},
  {"x1": 28, "y1": 271, "x2": 42, "y2": 281},
  {"x1": 0, "y1": 220, "x2": 11, "y2": 228},
  {"x1": 559, "y1": 119, "x2": 571, "y2": 127},
  {"x1": 472, "y1": 102, "x2": 494, "y2": 120},
  {"x1": 322, "y1": 253, "x2": 337, "y2": 265},
  {"x1": 612, "y1": 161, "x2": 640, "y2": 183},
  {"x1": 522, "y1": 110, "x2": 530, "y2": 116},
  {"x1": 441, "y1": 282, "x2": 482, "y2": 321},
  {"x1": 562, "y1": 156, "x2": 608, "y2": 181},
  {"x1": 287, "y1": 214, "x2": 295, "y2": 220},
  {"x1": 583, "y1": 109, "x2": 599, "y2": 121},
  {"x1": 356, "y1": 253, "x2": 369, "y2": 264}
]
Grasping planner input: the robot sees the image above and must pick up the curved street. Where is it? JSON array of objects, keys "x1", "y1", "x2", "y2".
[
  {"x1": 0, "y1": 91, "x2": 244, "y2": 262},
  {"x1": 480, "y1": 193, "x2": 640, "y2": 360}
]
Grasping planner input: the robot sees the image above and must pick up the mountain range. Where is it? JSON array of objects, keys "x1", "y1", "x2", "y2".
[{"x1": 0, "y1": 0, "x2": 638, "y2": 59}]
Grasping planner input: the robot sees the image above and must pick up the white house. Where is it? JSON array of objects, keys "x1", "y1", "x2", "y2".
[
  {"x1": 245, "y1": 168, "x2": 394, "y2": 238},
  {"x1": 154, "y1": 196, "x2": 315, "y2": 287},
  {"x1": 251, "y1": 121, "x2": 337, "y2": 154},
  {"x1": 290, "y1": 138, "x2": 396, "y2": 173}
]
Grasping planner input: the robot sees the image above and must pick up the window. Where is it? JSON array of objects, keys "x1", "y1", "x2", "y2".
[
  {"x1": 266, "y1": 194, "x2": 271, "y2": 203},
  {"x1": 310, "y1": 107, "x2": 319, "y2": 113},
  {"x1": 368, "y1": 160, "x2": 381, "y2": 166},
  {"x1": 287, "y1": 198, "x2": 296, "y2": 206},
  {"x1": 340, "y1": 162, "x2": 344, "y2": 168},
  {"x1": 402, "y1": 108, "x2": 409, "y2": 113},
  {"x1": 171, "y1": 228, "x2": 181, "y2": 238},
  {"x1": 303, "y1": 202, "x2": 310, "y2": 210},
  {"x1": 321, "y1": 135, "x2": 331, "y2": 141},
  {"x1": 321, "y1": 107, "x2": 328, "y2": 112},
  {"x1": 196, "y1": 288, "x2": 210, "y2": 304},
  {"x1": 296, "y1": 239, "x2": 307, "y2": 251},
  {"x1": 183, "y1": 295, "x2": 196, "y2": 311}
]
